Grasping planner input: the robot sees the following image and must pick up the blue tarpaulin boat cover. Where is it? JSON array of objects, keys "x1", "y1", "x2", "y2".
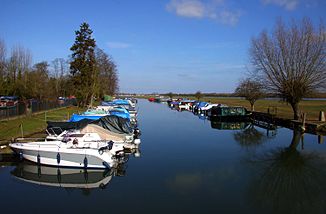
[
  {"x1": 109, "y1": 110, "x2": 130, "y2": 119},
  {"x1": 101, "y1": 99, "x2": 130, "y2": 106},
  {"x1": 69, "y1": 114, "x2": 102, "y2": 122}
]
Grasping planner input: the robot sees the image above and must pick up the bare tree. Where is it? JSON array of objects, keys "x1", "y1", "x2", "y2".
[
  {"x1": 28, "y1": 62, "x2": 49, "y2": 100},
  {"x1": 235, "y1": 78, "x2": 264, "y2": 111},
  {"x1": 7, "y1": 45, "x2": 32, "y2": 97},
  {"x1": 250, "y1": 18, "x2": 326, "y2": 119},
  {"x1": 52, "y1": 58, "x2": 68, "y2": 97},
  {"x1": 95, "y1": 48, "x2": 119, "y2": 97},
  {"x1": 0, "y1": 39, "x2": 6, "y2": 95}
]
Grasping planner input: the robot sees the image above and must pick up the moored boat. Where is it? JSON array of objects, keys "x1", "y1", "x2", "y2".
[
  {"x1": 10, "y1": 132, "x2": 125, "y2": 169},
  {"x1": 207, "y1": 106, "x2": 251, "y2": 119}
]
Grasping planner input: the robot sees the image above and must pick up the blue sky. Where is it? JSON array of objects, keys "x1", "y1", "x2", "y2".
[{"x1": 1, "y1": 0, "x2": 325, "y2": 93}]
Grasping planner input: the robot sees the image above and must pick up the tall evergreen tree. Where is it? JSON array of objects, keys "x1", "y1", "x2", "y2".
[{"x1": 70, "y1": 22, "x2": 97, "y2": 107}]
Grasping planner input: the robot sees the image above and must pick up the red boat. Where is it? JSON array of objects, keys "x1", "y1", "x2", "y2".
[{"x1": 148, "y1": 97, "x2": 155, "y2": 102}]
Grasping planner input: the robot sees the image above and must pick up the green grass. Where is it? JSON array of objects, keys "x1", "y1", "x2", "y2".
[{"x1": 0, "y1": 106, "x2": 85, "y2": 142}]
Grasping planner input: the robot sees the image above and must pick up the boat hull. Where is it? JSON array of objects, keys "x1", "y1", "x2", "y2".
[{"x1": 10, "y1": 143, "x2": 117, "y2": 169}]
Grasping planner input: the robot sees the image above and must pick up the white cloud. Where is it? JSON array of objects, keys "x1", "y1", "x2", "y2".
[
  {"x1": 167, "y1": 0, "x2": 205, "y2": 18},
  {"x1": 166, "y1": 0, "x2": 242, "y2": 26},
  {"x1": 107, "y1": 42, "x2": 131, "y2": 49},
  {"x1": 262, "y1": 0, "x2": 299, "y2": 10}
]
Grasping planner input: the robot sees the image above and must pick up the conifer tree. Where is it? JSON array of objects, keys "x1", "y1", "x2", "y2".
[{"x1": 70, "y1": 22, "x2": 97, "y2": 107}]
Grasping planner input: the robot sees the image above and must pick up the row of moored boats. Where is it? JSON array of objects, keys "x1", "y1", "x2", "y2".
[
  {"x1": 10, "y1": 98, "x2": 141, "y2": 169},
  {"x1": 149, "y1": 98, "x2": 250, "y2": 119}
]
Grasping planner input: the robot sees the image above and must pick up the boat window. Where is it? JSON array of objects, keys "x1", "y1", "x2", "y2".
[{"x1": 68, "y1": 134, "x2": 85, "y2": 137}]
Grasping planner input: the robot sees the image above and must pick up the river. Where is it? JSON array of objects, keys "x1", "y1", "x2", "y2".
[{"x1": 0, "y1": 99, "x2": 325, "y2": 214}]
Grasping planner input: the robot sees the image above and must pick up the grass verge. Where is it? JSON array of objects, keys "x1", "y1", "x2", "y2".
[{"x1": 0, "y1": 106, "x2": 85, "y2": 142}]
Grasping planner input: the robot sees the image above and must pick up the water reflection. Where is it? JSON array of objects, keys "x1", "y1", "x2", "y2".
[
  {"x1": 233, "y1": 124, "x2": 274, "y2": 148},
  {"x1": 211, "y1": 120, "x2": 250, "y2": 130},
  {"x1": 3, "y1": 148, "x2": 141, "y2": 190},
  {"x1": 11, "y1": 161, "x2": 118, "y2": 189},
  {"x1": 248, "y1": 129, "x2": 326, "y2": 214}
]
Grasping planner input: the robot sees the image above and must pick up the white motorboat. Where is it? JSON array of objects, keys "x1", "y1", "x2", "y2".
[{"x1": 10, "y1": 132, "x2": 125, "y2": 169}]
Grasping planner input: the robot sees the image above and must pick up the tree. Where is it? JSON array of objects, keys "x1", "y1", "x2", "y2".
[
  {"x1": 167, "y1": 92, "x2": 174, "y2": 99},
  {"x1": 0, "y1": 39, "x2": 6, "y2": 95},
  {"x1": 6, "y1": 45, "x2": 32, "y2": 97},
  {"x1": 250, "y1": 18, "x2": 326, "y2": 120},
  {"x1": 28, "y1": 62, "x2": 49, "y2": 100},
  {"x1": 195, "y1": 91, "x2": 203, "y2": 100},
  {"x1": 235, "y1": 78, "x2": 264, "y2": 111},
  {"x1": 95, "y1": 48, "x2": 118, "y2": 97},
  {"x1": 52, "y1": 58, "x2": 68, "y2": 97},
  {"x1": 70, "y1": 22, "x2": 97, "y2": 107}
]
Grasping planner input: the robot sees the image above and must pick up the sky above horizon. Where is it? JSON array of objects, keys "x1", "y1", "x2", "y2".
[{"x1": 1, "y1": 0, "x2": 325, "y2": 93}]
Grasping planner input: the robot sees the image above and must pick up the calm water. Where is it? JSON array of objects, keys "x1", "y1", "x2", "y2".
[{"x1": 1, "y1": 99, "x2": 326, "y2": 214}]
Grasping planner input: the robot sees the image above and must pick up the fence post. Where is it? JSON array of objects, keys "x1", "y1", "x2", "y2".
[
  {"x1": 45, "y1": 111, "x2": 47, "y2": 122},
  {"x1": 20, "y1": 123, "x2": 24, "y2": 138}
]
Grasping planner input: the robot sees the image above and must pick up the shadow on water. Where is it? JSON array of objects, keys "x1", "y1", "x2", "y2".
[{"x1": 246, "y1": 129, "x2": 326, "y2": 214}]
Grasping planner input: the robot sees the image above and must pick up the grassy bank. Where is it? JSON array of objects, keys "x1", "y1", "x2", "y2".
[{"x1": 0, "y1": 106, "x2": 84, "y2": 142}]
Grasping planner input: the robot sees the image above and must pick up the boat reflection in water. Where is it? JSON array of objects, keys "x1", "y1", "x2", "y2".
[
  {"x1": 11, "y1": 148, "x2": 141, "y2": 189},
  {"x1": 210, "y1": 120, "x2": 250, "y2": 130},
  {"x1": 209, "y1": 117, "x2": 251, "y2": 130}
]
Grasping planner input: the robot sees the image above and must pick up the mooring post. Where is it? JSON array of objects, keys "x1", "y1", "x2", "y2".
[
  {"x1": 319, "y1": 111, "x2": 325, "y2": 122},
  {"x1": 301, "y1": 112, "x2": 306, "y2": 132},
  {"x1": 318, "y1": 135, "x2": 324, "y2": 144}
]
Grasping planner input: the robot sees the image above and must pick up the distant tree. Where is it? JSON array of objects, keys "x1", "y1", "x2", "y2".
[
  {"x1": 52, "y1": 58, "x2": 68, "y2": 97},
  {"x1": 95, "y1": 48, "x2": 118, "y2": 97},
  {"x1": 27, "y1": 62, "x2": 49, "y2": 100},
  {"x1": 235, "y1": 78, "x2": 264, "y2": 111},
  {"x1": 6, "y1": 45, "x2": 32, "y2": 97},
  {"x1": 250, "y1": 18, "x2": 326, "y2": 119},
  {"x1": 195, "y1": 91, "x2": 203, "y2": 100},
  {"x1": 70, "y1": 22, "x2": 97, "y2": 107},
  {"x1": 167, "y1": 92, "x2": 174, "y2": 99}
]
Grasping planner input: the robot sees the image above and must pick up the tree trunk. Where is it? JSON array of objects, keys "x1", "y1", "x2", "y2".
[
  {"x1": 250, "y1": 103, "x2": 255, "y2": 111},
  {"x1": 289, "y1": 129, "x2": 302, "y2": 150},
  {"x1": 290, "y1": 102, "x2": 300, "y2": 120}
]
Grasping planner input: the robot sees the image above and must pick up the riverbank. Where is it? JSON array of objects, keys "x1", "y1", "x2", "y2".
[{"x1": 0, "y1": 106, "x2": 84, "y2": 143}]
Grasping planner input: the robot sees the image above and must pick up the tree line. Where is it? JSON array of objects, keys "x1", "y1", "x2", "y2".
[{"x1": 0, "y1": 22, "x2": 118, "y2": 107}]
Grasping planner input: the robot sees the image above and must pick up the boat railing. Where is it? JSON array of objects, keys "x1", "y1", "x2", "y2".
[{"x1": 14, "y1": 137, "x2": 47, "y2": 142}]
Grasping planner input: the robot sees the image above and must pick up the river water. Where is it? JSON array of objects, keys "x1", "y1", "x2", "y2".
[{"x1": 0, "y1": 99, "x2": 325, "y2": 214}]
